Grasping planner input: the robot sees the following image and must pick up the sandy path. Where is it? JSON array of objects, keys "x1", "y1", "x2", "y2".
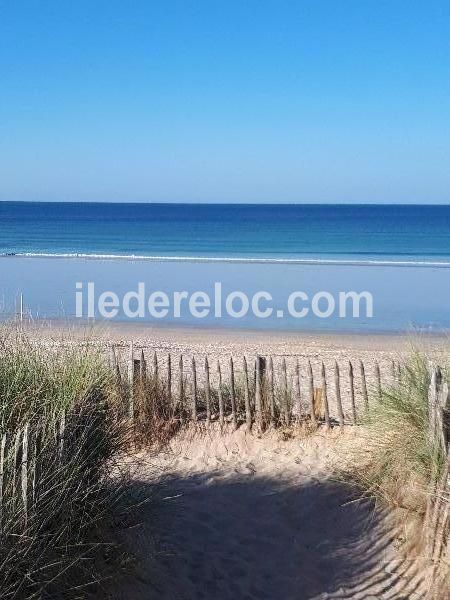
[{"x1": 112, "y1": 427, "x2": 426, "y2": 600}]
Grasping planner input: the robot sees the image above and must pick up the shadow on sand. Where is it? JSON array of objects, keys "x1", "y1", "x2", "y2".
[{"x1": 108, "y1": 470, "x2": 425, "y2": 600}]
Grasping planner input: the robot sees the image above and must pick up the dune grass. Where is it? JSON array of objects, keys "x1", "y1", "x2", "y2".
[
  {"x1": 346, "y1": 351, "x2": 450, "y2": 596},
  {"x1": 349, "y1": 352, "x2": 447, "y2": 510},
  {"x1": 0, "y1": 331, "x2": 127, "y2": 599}
]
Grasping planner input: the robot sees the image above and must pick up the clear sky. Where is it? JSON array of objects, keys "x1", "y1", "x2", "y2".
[{"x1": 1, "y1": 1, "x2": 449, "y2": 204}]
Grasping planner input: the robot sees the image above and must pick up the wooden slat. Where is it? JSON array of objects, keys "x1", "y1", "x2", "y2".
[
  {"x1": 31, "y1": 422, "x2": 41, "y2": 506},
  {"x1": 321, "y1": 362, "x2": 330, "y2": 429},
  {"x1": 217, "y1": 360, "x2": 224, "y2": 426},
  {"x1": 128, "y1": 341, "x2": 134, "y2": 385},
  {"x1": 307, "y1": 360, "x2": 316, "y2": 427},
  {"x1": 349, "y1": 361, "x2": 357, "y2": 425},
  {"x1": 191, "y1": 357, "x2": 198, "y2": 422},
  {"x1": 293, "y1": 360, "x2": 302, "y2": 420},
  {"x1": 0, "y1": 433, "x2": 6, "y2": 533},
  {"x1": 178, "y1": 355, "x2": 184, "y2": 416},
  {"x1": 140, "y1": 349, "x2": 146, "y2": 383},
  {"x1": 243, "y1": 357, "x2": 252, "y2": 431},
  {"x1": 167, "y1": 353, "x2": 172, "y2": 403},
  {"x1": 12, "y1": 428, "x2": 21, "y2": 502},
  {"x1": 21, "y1": 424, "x2": 29, "y2": 525},
  {"x1": 204, "y1": 357, "x2": 211, "y2": 424},
  {"x1": 255, "y1": 356, "x2": 263, "y2": 429},
  {"x1": 281, "y1": 358, "x2": 290, "y2": 426},
  {"x1": 360, "y1": 360, "x2": 369, "y2": 410},
  {"x1": 229, "y1": 357, "x2": 237, "y2": 428},
  {"x1": 268, "y1": 356, "x2": 275, "y2": 426},
  {"x1": 153, "y1": 351, "x2": 158, "y2": 381},
  {"x1": 375, "y1": 361, "x2": 382, "y2": 401},
  {"x1": 128, "y1": 341, "x2": 134, "y2": 420},
  {"x1": 334, "y1": 361, "x2": 344, "y2": 430}
]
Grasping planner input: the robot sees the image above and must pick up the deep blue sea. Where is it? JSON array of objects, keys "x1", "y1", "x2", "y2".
[
  {"x1": 1, "y1": 202, "x2": 450, "y2": 332},
  {"x1": 2, "y1": 202, "x2": 450, "y2": 263}
]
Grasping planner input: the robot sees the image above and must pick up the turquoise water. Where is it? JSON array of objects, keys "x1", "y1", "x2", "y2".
[{"x1": 1, "y1": 202, "x2": 450, "y2": 331}]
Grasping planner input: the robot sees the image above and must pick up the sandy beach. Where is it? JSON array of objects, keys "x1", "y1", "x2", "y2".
[
  {"x1": 19, "y1": 320, "x2": 450, "y2": 422},
  {"x1": 21, "y1": 319, "x2": 450, "y2": 357}
]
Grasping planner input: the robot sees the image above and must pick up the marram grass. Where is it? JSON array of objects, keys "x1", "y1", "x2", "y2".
[
  {"x1": 0, "y1": 332, "x2": 127, "y2": 600},
  {"x1": 351, "y1": 351, "x2": 446, "y2": 509}
]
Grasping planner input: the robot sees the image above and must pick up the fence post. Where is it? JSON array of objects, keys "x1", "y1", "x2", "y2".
[
  {"x1": 127, "y1": 342, "x2": 134, "y2": 384},
  {"x1": 140, "y1": 349, "x2": 146, "y2": 383},
  {"x1": 167, "y1": 354, "x2": 172, "y2": 404},
  {"x1": 255, "y1": 356, "x2": 263, "y2": 430},
  {"x1": 31, "y1": 423, "x2": 41, "y2": 507},
  {"x1": 217, "y1": 360, "x2": 224, "y2": 426},
  {"x1": 375, "y1": 361, "x2": 382, "y2": 401},
  {"x1": 204, "y1": 357, "x2": 211, "y2": 425},
  {"x1": 128, "y1": 342, "x2": 134, "y2": 420},
  {"x1": 292, "y1": 360, "x2": 302, "y2": 421},
  {"x1": 360, "y1": 360, "x2": 369, "y2": 410},
  {"x1": 349, "y1": 361, "x2": 357, "y2": 425},
  {"x1": 191, "y1": 357, "x2": 198, "y2": 422},
  {"x1": 229, "y1": 357, "x2": 237, "y2": 428},
  {"x1": 178, "y1": 355, "x2": 184, "y2": 418},
  {"x1": 321, "y1": 362, "x2": 330, "y2": 429},
  {"x1": 243, "y1": 357, "x2": 252, "y2": 431},
  {"x1": 153, "y1": 351, "x2": 158, "y2": 381},
  {"x1": 281, "y1": 358, "x2": 290, "y2": 426},
  {"x1": 12, "y1": 428, "x2": 21, "y2": 503},
  {"x1": 268, "y1": 356, "x2": 275, "y2": 426},
  {"x1": 0, "y1": 433, "x2": 6, "y2": 533},
  {"x1": 334, "y1": 361, "x2": 344, "y2": 430},
  {"x1": 307, "y1": 360, "x2": 316, "y2": 427},
  {"x1": 21, "y1": 424, "x2": 29, "y2": 526}
]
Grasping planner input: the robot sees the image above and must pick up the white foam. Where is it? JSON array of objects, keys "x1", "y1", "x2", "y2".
[{"x1": 1, "y1": 251, "x2": 450, "y2": 268}]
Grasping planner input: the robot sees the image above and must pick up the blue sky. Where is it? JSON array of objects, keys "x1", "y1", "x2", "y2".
[{"x1": 0, "y1": 1, "x2": 449, "y2": 204}]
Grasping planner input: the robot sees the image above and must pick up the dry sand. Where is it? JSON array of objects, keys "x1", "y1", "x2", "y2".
[
  {"x1": 21, "y1": 320, "x2": 450, "y2": 422},
  {"x1": 110, "y1": 425, "x2": 427, "y2": 600}
]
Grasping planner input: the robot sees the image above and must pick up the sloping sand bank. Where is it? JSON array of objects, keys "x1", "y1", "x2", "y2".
[{"x1": 113, "y1": 426, "x2": 427, "y2": 600}]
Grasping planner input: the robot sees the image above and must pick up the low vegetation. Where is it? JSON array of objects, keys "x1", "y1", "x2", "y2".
[
  {"x1": 347, "y1": 351, "x2": 449, "y2": 596},
  {"x1": 2, "y1": 331, "x2": 448, "y2": 598},
  {"x1": 0, "y1": 331, "x2": 127, "y2": 599},
  {"x1": 352, "y1": 353, "x2": 444, "y2": 505}
]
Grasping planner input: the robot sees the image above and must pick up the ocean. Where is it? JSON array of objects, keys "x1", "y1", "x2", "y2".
[
  {"x1": 1, "y1": 202, "x2": 449, "y2": 331},
  {"x1": 2, "y1": 202, "x2": 450, "y2": 263}
]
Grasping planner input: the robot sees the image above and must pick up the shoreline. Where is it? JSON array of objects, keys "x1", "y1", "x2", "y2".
[{"x1": 2, "y1": 252, "x2": 450, "y2": 268}]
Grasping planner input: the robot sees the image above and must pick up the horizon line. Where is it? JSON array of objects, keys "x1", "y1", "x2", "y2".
[{"x1": 2, "y1": 200, "x2": 450, "y2": 207}]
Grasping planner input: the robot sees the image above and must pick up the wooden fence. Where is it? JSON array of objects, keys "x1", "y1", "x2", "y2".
[
  {"x1": 112, "y1": 344, "x2": 450, "y2": 585},
  {"x1": 0, "y1": 413, "x2": 68, "y2": 536},
  {"x1": 110, "y1": 343, "x2": 399, "y2": 429}
]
